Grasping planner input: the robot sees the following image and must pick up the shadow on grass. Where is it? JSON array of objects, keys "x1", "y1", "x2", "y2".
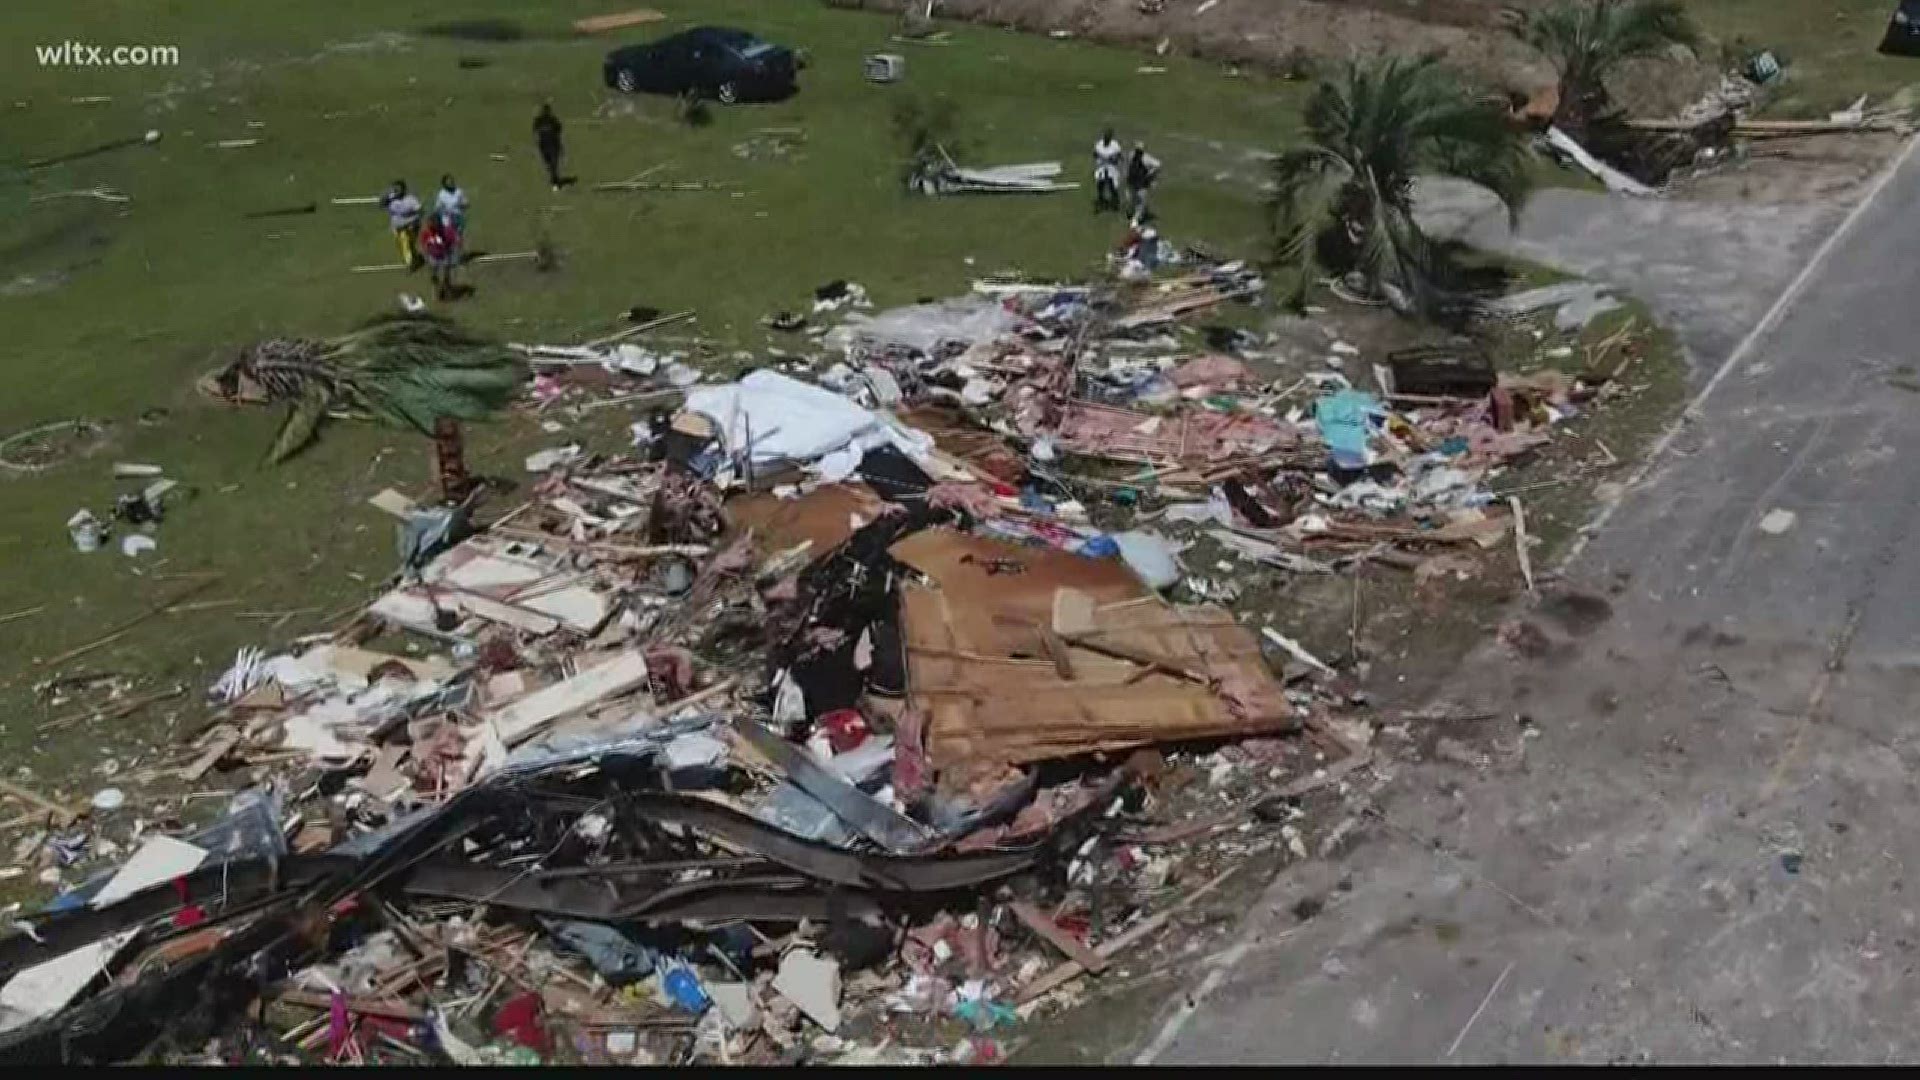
[{"x1": 417, "y1": 19, "x2": 532, "y2": 42}]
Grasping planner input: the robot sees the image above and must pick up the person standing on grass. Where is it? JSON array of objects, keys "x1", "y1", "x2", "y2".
[
  {"x1": 381, "y1": 180, "x2": 424, "y2": 269},
  {"x1": 534, "y1": 103, "x2": 565, "y2": 191},
  {"x1": 434, "y1": 174, "x2": 468, "y2": 229},
  {"x1": 1125, "y1": 141, "x2": 1161, "y2": 218},
  {"x1": 1092, "y1": 127, "x2": 1123, "y2": 214},
  {"x1": 419, "y1": 209, "x2": 463, "y2": 300}
]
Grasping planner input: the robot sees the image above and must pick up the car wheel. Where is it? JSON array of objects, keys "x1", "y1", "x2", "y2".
[
  {"x1": 716, "y1": 81, "x2": 739, "y2": 105},
  {"x1": 615, "y1": 68, "x2": 638, "y2": 93}
]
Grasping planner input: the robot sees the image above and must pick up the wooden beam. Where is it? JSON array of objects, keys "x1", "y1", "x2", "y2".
[
  {"x1": 1018, "y1": 867, "x2": 1239, "y2": 1004},
  {"x1": 38, "y1": 578, "x2": 221, "y2": 669},
  {"x1": 0, "y1": 779, "x2": 77, "y2": 826},
  {"x1": 1009, "y1": 900, "x2": 1106, "y2": 973}
]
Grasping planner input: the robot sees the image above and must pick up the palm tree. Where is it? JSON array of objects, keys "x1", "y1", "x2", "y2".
[
  {"x1": 207, "y1": 313, "x2": 525, "y2": 464},
  {"x1": 891, "y1": 92, "x2": 965, "y2": 192},
  {"x1": 1268, "y1": 55, "x2": 1534, "y2": 315},
  {"x1": 1516, "y1": 0, "x2": 1700, "y2": 135}
]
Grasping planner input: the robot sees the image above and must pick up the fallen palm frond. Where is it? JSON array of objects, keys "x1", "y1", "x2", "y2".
[{"x1": 204, "y1": 313, "x2": 526, "y2": 464}]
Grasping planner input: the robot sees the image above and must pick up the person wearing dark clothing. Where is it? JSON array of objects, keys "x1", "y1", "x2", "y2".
[
  {"x1": 1125, "y1": 142, "x2": 1161, "y2": 218},
  {"x1": 533, "y1": 104, "x2": 565, "y2": 191}
]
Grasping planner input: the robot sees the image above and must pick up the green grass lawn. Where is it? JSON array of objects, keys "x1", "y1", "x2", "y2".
[
  {"x1": 1687, "y1": 0, "x2": 1920, "y2": 117},
  {"x1": 0, "y1": 1, "x2": 1305, "y2": 784}
]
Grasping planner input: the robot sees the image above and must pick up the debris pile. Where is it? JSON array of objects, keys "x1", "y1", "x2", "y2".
[
  {"x1": 908, "y1": 158, "x2": 1077, "y2": 196},
  {"x1": 65, "y1": 464, "x2": 186, "y2": 558},
  {"x1": 1569, "y1": 63, "x2": 1915, "y2": 190},
  {"x1": 0, "y1": 245, "x2": 1636, "y2": 1065}
]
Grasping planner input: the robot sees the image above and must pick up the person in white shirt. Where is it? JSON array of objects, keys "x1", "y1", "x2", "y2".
[
  {"x1": 434, "y1": 174, "x2": 468, "y2": 229},
  {"x1": 379, "y1": 180, "x2": 423, "y2": 269},
  {"x1": 1093, "y1": 128, "x2": 1124, "y2": 213}
]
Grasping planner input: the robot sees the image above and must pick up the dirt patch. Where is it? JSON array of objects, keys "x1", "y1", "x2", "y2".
[
  {"x1": 1674, "y1": 129, "x2": 1906, "y2": 204},
  {"x1": 838, "y1": 0, "x2": 1559, "y2": 88},
  {"x1": 0, "y1": 205, "x2": 117, "y2": 277},
  {"x1": 0, "y1": 271, "x2": 70, "y2": 298},
  {"x1": 1536, "y1": 587, "x2": 1614, "y2": 636},
  {"x1": 0, "y1": 419, "x2": 112, "y2": 475},
  {"x1": 415, "y1": 18, "x2": 529, "y2": 42},
  {"x1": 1610, "y1": 50, "x2": 1727, "y2": 120}
]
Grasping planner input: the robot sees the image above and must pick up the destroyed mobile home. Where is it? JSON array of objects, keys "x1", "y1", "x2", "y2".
[{"x1": 1, "y1": 250, "x2": 1641, "y2": 1065}]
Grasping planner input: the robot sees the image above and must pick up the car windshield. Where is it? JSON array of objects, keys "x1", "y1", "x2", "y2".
[{"x1": 702, "y1": 30, "x2": 776, "y2": 58}]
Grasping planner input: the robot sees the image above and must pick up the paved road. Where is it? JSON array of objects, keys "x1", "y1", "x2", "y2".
[
  {"x1": 1415, "y1": 178, "x2": 1848, "y2": 374},
  {"x1": 1139, "y1": 143, "x2": 1920, "y2": 1063}
]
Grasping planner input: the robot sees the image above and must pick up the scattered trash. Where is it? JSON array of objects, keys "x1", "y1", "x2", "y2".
[
  {"x1": 1543, "y1": 126, "x2": 1656, "y2": 197},
  {"x1": 773, "y1": 946, "x2": 842, "y2": 1033},
  {"x1": 1758, "y1": 508, "x2": 1797, "y2": 535},
  {"x1": 66, "y1": 510, "x2": 102, "y2": 553},
  {"x1": 1744, "y1": 49, "x2": 1782, "y2": 86},
  {"x1": 0, "y1": 192, "x2": 1661, "y2": 1066},
  {"x1": 1110, "y1": 530, "x2": 1182, "y2": 590},
  {"x1": 911, "y1": 159, "x2": 1078, "y2": 196},
  {"x1": 524, "y1": 445, "x2": 582, "y2": 473}
]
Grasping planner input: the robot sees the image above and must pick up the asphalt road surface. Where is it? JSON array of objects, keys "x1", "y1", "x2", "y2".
[{"x1": 1141, "y1": 140, "x2": 1920, "y2": 1063}]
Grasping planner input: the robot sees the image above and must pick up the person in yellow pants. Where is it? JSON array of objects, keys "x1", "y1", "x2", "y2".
[{"x1": 379, "y1": 180, "x2": 424, "y2": 269}]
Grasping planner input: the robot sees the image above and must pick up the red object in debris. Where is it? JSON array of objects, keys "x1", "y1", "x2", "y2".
[
  {"x1": 168, "y1": 875, "x2": 208, "y2": 927},
  {"x1": 893, "y1": 706, "x2": 932, "y2": 800},
  {"x1": 360, "y1": 1015, "x2": 419, "y2": 1044},
  {"x1": 328, "y1": 990, "x2": 351, "y2": 1059},
  {"x1": 492, "y1": 991, "x2": 550, "y2": 1054},
  {"x1": 817, "y1": 708, "x2": 869, "y2": 754},
  {"x1": 644, "y1": 644, "x2": 698, "y2": 699},
  {"x1": 1490, "y1": 386, "x2": 1516, "y2": 432}
]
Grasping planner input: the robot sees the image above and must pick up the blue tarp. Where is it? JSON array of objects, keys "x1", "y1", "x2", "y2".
[{"x1": 1315, "y1": 389, "x2": 1383, "y2": 470}]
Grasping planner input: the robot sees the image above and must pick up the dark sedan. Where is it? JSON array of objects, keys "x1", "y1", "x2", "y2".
[
  {"x1": 1883, "y1": 0, "x2": 1920, "y2": 56},
  {"x1": 602, "y1": 27, "x2": 799, "y2": 104}
]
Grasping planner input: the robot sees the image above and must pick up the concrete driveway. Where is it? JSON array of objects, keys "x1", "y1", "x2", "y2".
[
  {"x1": 1415, "y1": 177, "x2": 1851, "y2": 375},
  {"x1": 1134, "y1": 143, "x2": 1920, "y2": 1063}
]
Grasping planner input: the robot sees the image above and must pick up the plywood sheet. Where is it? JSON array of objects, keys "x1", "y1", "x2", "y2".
[
  {"x1": 487, "y1": 650, "x2": 654, "y2": 747},
  {"x1": 726, "y1": 484, "x2": 885, "y2": 557},
  {"x1": 889, "y1": 528, "x2": 1147, "y2": 654},
  {"x1": 899, "y1": 574, "x2": 1290, "y2": 766},
  {"x1": 573, "y1": 8, "x2": 665, "y2": 34}
]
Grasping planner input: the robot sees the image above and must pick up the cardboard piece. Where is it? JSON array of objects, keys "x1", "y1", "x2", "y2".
[{"x1": 893, "y1": 533, "x2": 1291, "y2": 765}]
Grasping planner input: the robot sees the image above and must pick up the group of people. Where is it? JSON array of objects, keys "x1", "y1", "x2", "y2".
[
  {"x1": 372, "y1": 104, "x2": 570, "y2": 303},
  {"x1": 373, "y1": 110, "x2": 1162, "y2": 304},
  {"x1": 380, "y1": 175, "x2": 469, "y2": 300},
  {"x1": 1093, "y1": 128, "x2": 1160, "y2": 219}
]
